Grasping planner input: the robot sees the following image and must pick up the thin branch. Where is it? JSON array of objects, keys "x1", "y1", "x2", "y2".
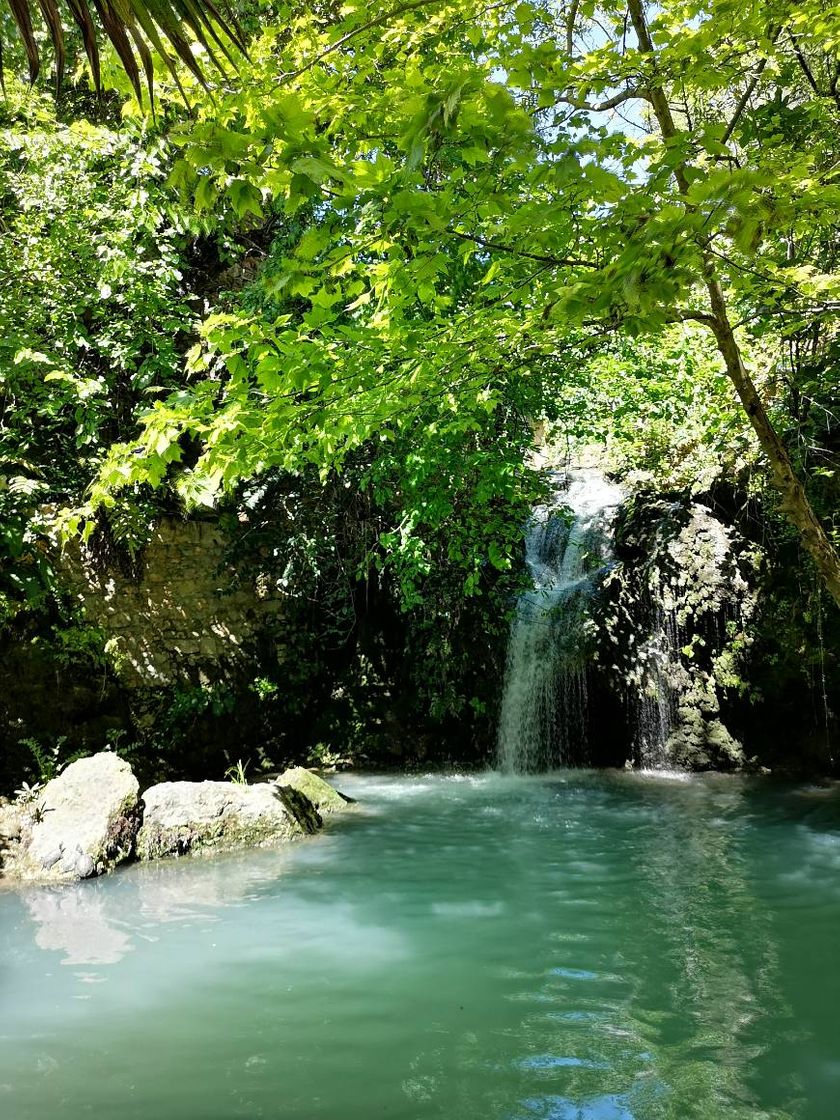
[
  {"x1": 557, "y1": 85, "x2": 645, "y2": 112},
  {"x1": 566, "y1": 0, "x2": 580, "y2": 58},
  {"x1": 283, "y1": 0, "x2": 446, "y2": 81},
  {"x1": 681, "y1": 83, "x2": 693, "y2": 132},
  {"x1": 830, "y1": 60, "x2": 840, "y2": 113},
  {"x1": 722, "y1": 26, "x2": 780, "y2": 144},
  {"x1": 447, "y1": 227, "x2": 598, "y2": 268},
  {"x1": 786, "y1": 34, "x2": 840, "y2": 114},
  {"x1": 704, "y1": 243, "x2": 840, "y2": 311},
  {"x1": 788, "y1": 30, "x2": 821, "y2": 95},
  {"x1": 733, "y1": 304, "x2": 840, "y2": 330}
]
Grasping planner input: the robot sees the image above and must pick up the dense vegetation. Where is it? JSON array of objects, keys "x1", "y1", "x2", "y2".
[{"x1": 1, "y1": 0, "x2": 838, "y2": 789}]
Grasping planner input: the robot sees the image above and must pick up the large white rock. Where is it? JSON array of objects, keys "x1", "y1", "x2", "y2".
[
  {"x1": 137, "y1": 780, "x2": 318, "y2": 860},
  {"x1": 3, "y1": 753, "x2": 140, "y2": 882}
]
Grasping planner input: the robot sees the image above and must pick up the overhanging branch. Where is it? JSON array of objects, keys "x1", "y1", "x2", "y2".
[
  {"x1": 722, "y1": 26, "x2": 781, "y2": 145},
  {"x1": 557, "y1": 86, "x2": 646, "y2": 112},
  {"x1": 283, "y1": 0, "x2": 447, "y2": 81},
  {"x1": 447, "y1": 227, "x2": 598, "y2": 268}
]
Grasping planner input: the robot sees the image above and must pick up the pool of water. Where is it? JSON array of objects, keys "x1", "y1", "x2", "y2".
[{"x1": 2, "y1": 770, "x2": 840, "y2": 1119}]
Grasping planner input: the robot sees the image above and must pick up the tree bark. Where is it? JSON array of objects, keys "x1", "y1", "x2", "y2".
[{"x1": 627, "y1": 0, "x2": 840, "y2": 607}]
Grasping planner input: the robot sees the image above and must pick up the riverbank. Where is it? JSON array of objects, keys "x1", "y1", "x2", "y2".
[{"x1": 0, "y1": 753, "x2": 352, "y2": 885}]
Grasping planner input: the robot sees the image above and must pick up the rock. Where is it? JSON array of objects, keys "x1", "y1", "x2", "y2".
[
  {"x1": 0, "y1": 803, "x2": 22, "y2": 842},
  {"x1": 137, "y1": 780, "x2": 317, "y2": 861},
  {"x1": 598, "y1": 494, "x2": 756, "y2": 771},
  {"x1": 276, "y1": 767, "x2": 352, "y2": 815},
  {"x1": 273, "y1": 785, "x2": 322, "y2": 836},
  {"x1": 2, "y1": 753, "x2": 141, "y2": 883},
  {"x1": 667, "y1": 674, "x2": 745, "y2": 770},
  {"x1": 40, "y1": 848, "x2": 63, "y2": 871}
]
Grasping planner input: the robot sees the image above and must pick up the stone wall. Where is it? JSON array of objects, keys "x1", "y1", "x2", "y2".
[{"x1": 59, "y1": 518, "x2": 282, "y2": 688}]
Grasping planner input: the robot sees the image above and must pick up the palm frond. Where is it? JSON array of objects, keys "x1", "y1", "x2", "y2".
[{"x1": 2, "y1": 0, "x2": 245, "y2": 96}]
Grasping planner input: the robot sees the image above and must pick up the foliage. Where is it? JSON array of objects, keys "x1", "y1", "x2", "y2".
[
  {"x1": 17, "y1": 734, "x2": 84, "y2": 783},
  {"x1": 0, "y1": 498, "x2": 56, "y2": 623},
  {"x1": 45, "y1": 622, "x2": 109, "y2": 668},
  {"x1": 225, "y1": 453, "x2": 529, "y2": 762},
  {"x1": 71, "y1": 0, "x2": 840, "y2": 602},
  {"x1": 0, "y1": 84, "x2": 194, "y2": 491},
  {"x1": 0, "y1": 79, "x2": 209, "y2": 623},
  {"x1": 164, "y1": 681, "x2": 236, "y2": 723},
  {"x1": 548, "y1": 330, "x2": 756, "y2": 493},
  {"x1": 306, "y1": 740, "x2": 351, "y2": 771},
  {"x1": 3, "y1": 1, "x2": 840, "y2": 782},
  {"x1": 225, "y1": 758, "x2": 250, "y2": 784}
]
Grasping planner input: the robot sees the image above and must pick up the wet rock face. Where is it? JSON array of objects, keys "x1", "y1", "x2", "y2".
[
  {"x1": 1, "y1": 753, "x2": 141, "y2": 882},
  {"x1": 596, "y1": 495, "x2": 758, "y2": 770},
  {"x1": 136, "y1": 780, "x2": 315, "y2": 860}
]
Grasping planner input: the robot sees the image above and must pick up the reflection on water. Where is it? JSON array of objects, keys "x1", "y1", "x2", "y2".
[
  {"x1": 518, "y1": 1092, "x2": 638, "y2": 1119},
  {"x1": 2, "y1": 771, "x2": 840, "y2": 1119},
  {"x1": 27, "y1": 888, "x2": 133, "y2": 966}
]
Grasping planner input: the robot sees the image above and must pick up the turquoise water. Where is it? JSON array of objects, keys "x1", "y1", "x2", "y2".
[{"x1": 2, "y1": 770, "x2": 840, "y2": 1119}]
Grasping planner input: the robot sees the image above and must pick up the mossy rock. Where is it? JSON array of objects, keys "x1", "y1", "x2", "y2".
[
  {"x1": 275, "y1": 767, "x2": 352, "y2": 815},
  {"x1": 137, "y1": 780, "x2": 315, "y2": 860}
]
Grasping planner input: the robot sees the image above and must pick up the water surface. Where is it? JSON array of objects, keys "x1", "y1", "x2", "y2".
[{"x1": 2, "y1": 770, "x2": 840, "y2": 1119}]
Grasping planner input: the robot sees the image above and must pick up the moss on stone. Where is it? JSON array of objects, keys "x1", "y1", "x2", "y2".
[
  {"x1": 276, "y1": 767, "x2": 351, "y2": 815},
  {"x1": 137, "y1": 814, "x2": 301, "y2": 861}
]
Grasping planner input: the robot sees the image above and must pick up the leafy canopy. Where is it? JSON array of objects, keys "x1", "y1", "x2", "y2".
[{"x1": 23, "y1": 0, "x2": 835, "y2": 597}]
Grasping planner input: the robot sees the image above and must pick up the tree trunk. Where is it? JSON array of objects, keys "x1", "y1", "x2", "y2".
[{"x1": 627, "y1": 0, "x2": 840, "y2": 607}]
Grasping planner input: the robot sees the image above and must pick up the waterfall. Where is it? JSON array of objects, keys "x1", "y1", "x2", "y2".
[
  {"x1": 497, "y1": 469, "x2": 624, "y2": 773},
  {"x1": 633, "y1": 603, "x2": 680, "y2": 769}
]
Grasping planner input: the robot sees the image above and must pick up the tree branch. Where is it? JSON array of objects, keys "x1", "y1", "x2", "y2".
[
  {"x1": 284, "y1": 0, "x2": 446, "y2": 81},
  {"x1": 830, "y1": 60, "x2": 840, "y2": 113},
  {"x1": 788, "y1": 34, "x2": 840, "y2": 115},
  {"x1": 565, "y1": 0, "x2": 580, "y2": 58},
  {"x1": 557, "y1": 86, "x2": 645, "y2": 112},
  {"x1": 447, "y1": 227, "x2": 598, "y2": 268},
  {"x1": 788, "y1": 30, "x2": 821, "y2": 95},
  {"x1": 666, "y1": 310, "x2": 719, "y2": 327},
  {"x1": 722, "y1": 26, "x2": 781, "y2": 145}
]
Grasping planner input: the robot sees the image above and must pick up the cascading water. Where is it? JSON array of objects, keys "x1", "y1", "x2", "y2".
[
  {"x1": 633, "y1": 604, "x2": 680, "y2": 769},
  {"x1": 497, "y1": 468, "x2": 624, "y2": 773}
]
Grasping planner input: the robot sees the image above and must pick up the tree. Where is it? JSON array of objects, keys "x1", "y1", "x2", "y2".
[
  {"x1": 624, "y1": 0, "x2": 840, "y2": 604},
  {"x1": 80, "y1": 0, "x2": 840, "y2": 604},
  {"x1": 0, "y1": 80, "x2": 204, "y2": 619}
]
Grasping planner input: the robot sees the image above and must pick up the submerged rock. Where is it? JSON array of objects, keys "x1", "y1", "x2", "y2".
[
  {"x1": 1, "y1": 753, "x2": 141, "y2": 883},
  {"x1": 136, "y1": 780, "x2": 319, "y2": 860},
  {"x1": 276, "y1": 767, "x2": 353, "y2": 816}
]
